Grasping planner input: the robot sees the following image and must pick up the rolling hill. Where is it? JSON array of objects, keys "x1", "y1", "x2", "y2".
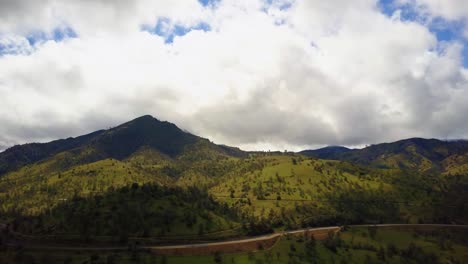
[
  {"x1": 301, "y1": 138, "x2": 468, "y2": 174},
  {"x1": 299, "y1": 146, "x2": 352, "y2": 159}
]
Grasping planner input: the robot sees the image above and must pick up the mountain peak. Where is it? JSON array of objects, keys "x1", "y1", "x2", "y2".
[
  {"x1": 93, "y1": 115, "x2": 199, "y2": 159},
  {"x1": 122, "y1": 115, "x2": 160, "y2": 126},
  {"x1": 0, "y1": 116, "x2": 200, "y2": 175},
  {"x1": 131, "y1": 114, "x2": 157, "y2": 121},
  {"x1": 299, "y1": 145, "x2": 352, "y2": 159}
]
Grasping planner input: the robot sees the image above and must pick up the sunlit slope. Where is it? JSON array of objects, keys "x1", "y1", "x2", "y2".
[
  {"x1": 0, "y1": 143, "x2": 244, "y2": 238},
  {"x1": 0, "y1": 142, "x2": 241, "y2": 215},
  {"x1": 209, "y1": 154, "x2": 467, "y2": 227},
  {"x1": 302, "y1": 138, "x2": 468, "y2": 174},
  {"x1": 0, "y1": 116, "x2": 467, "y2": 241}
]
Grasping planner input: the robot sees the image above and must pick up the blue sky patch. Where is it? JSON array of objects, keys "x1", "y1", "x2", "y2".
[
  {"x1": 0, "y1": 37, "x2": 30, "y2": 56},
  {"x1": 52, "y1": 27, "x2": 78, "y2": 42},
  {"x1": 142, "y1": 18, "x2": 211, "y2": 44},
  {"x1": 463, "y1": 46, "x2": 468, "y2": 68},
  {"x1": 264, "y1": 0, "x2": 293, "y2": 10},
  {"x1": 262, "y1": 0, "x2": 293, "y2": 14},
  {"x1": 378, "y1": 0, "x2": 428, "y2": 22},
  {"x1": 198, "y1": 0, "x2": 220, "y2": 7},
  {"x1": 378, "y1": 0, "x2": 467, "y2": 67},
  {"x1": 27, "y1": 26, "x2": 77, "y2": 46},
  {"x1": 0, "y1": 26, "x2": 77, "y2": 57}
]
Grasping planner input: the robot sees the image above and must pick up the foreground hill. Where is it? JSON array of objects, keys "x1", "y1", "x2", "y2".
[{"x1": 301, "y1": 138, "x2": 468, "y2": 174}]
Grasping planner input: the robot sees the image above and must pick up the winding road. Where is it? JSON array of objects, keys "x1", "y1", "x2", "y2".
[{"x1": 2, "y1": 224, "x2": 467, "y2": 255}]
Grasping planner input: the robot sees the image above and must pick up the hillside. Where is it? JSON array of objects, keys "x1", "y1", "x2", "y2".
[
  {"x1": 0, "y1": 130, "x2": 105, "y2": 176},
  {"x1": 0, "y1": 115, "x2": 245, "y2": 177},
  {"x1": 301, "y1": 138, "x2": 468, "y2": 174},
  {"x1": 0, "y1": 116, "x2": 467, "y2": 244},
  {"x1": 0, "y1": 116, "x2": 245, "y2": 215},
  {"x1": 299, "y1": 146, "x2": 352, "y2": 160}
]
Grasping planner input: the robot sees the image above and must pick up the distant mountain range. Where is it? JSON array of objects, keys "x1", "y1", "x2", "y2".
[
  {"x1": 300, "y1": 138, "x2": 468, "y2": 174},
  {"x1": 2, "y1": 115, "x2": 467, "y2": 176}
]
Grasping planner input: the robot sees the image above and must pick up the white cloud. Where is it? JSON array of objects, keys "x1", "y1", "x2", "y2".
[
  {"x1": 0, "y1": 0, "x2": 467, "y2": 151},
  {"x1": 399, "y1": 0, "x2": 468, "y2": 20}
]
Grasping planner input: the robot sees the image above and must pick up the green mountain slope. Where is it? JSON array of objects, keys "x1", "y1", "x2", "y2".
[
  {"x1": 0, "y1": 116, "x2": 245, "y2": 215},
  {"x1": 0, "y1": 130, "x2": 105, "y2": 176},
  {"x1": 0, "y1": 115, "x2": 245, "y2": 178},
  {"x1": 0, "y1": 116, "x2": 467, "y2": 243},
  {"x1": 12, "y1": 184, "x2": 238, "y2": 240},
  {"x1": 301, "y1": 138, "x2": 468, "y2": 174}
]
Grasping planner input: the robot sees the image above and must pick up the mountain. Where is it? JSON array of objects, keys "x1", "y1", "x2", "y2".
[
  {"x1": 301, "y1": 138, "x2": 468, "y2": 173},
  {"x1": 0, "y1": 116, "x2": 467, "y2": 243},
  {"x1": 0, "y1": 129, "x2": 105, "y2": 176},
  {"x1": 299, "y1": 146, "x2": 352, "y2": 159},
  {"x1": 0, "y1": 115, "x2": 244, "y2": 176},
  {"x1": 0, "y1": 115, "x2": 249, "y2": 237}
]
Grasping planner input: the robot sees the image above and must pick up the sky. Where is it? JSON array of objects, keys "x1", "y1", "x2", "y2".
[{"x1": 0, "y1": 0, "x2": 467, "y2": 151}]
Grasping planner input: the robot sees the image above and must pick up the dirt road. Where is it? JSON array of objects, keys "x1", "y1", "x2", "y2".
[
  {"x1": 3, "y1": 224, "x2": 467, "y2": 256},
  {"x1": 148, "y1": 226, "x2": 340, "y2": 255}
]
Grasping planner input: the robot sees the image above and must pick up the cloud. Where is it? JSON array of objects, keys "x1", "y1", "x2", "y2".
[
  {"x1": 399, "y1": 0, "x2": 468, "y2": 20},
  {"x1": 0, "y1": 0, "x2": 467, "y2": 151},
  {"x1": 0, "y1": 0, "x2": 209, "y2": 36}
]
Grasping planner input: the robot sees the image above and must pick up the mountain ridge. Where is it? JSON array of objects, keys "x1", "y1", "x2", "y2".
[
  {"x1": 0, "y1": 115, "x2": 244, "y2": 176},
  {"x1": 2, "y1": 116, "x2": 467, "y2": 176},
  {"x1": 301, "y1": 137, "x2": 468, "y2": 173}
]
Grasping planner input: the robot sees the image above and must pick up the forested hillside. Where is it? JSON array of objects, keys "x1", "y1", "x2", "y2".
[
  {"x1": 0, "y1": 116, "x2": 467, "y2": 244},
  {"x1": 301, "y1": 138, "x2": 468, "y2": 174}
]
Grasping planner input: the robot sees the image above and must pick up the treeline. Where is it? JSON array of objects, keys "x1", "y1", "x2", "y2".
[
  {"x1": 328, "y1": 189, "x2": 400, "y2": 224},
  {"x1": 431, "y1": 174, "x2": 468, "y2": 224},
  {"x1": 11, "y1": 183, "x2": 239, "y2": 241}
]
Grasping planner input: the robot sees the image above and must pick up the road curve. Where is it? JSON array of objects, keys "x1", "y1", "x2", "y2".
[
  {"x1": 150, "y1": 226, "x2": 341, "y2": 248},
  {"x1": 146, "y1": 226, "x2": 339, "y2": 250},
  {"x1": 350, "y1": 223, "x2": 468, "y2": 228},
  {"x1": 3, "y1": 224, "x2": 467, "y2": 255}
]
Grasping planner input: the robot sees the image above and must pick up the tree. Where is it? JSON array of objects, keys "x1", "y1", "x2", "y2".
[
  {"x1": 377, "y1": 246, "x2": 386, "y2": 261},
  {"x1": 368, "y1": 226, "x2": 377, "y2": 240},
  {"x1": 323, "y1": 231, "x2": 341, "y2": 253},
  {"x1": 305, "y1": 235, "x2": 318, "y2": 264},
  {"x1": 289, "y1": 243, "x2": 297, "y2": 252},
  {"x1": 198, "y1": 223, "x2": 205, "y2": 235},
  {"x1": 214, "y1": 251, "x2": 223, "y2": 264},
  {"x1": 386, "y1": 243, "x2": 398, "y2": 258},
  {"x1": 106, "y1": 255, "x2": 116, "y2": 264}
]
